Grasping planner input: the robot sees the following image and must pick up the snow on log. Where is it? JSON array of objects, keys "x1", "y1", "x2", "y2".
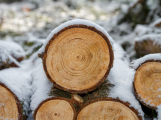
[
  {"x1": 108, "y1": 43, "x2": 144, "y2": 118},
  {"x1": 134, "y1": 34, "x2": 161, "y2": 57},
  {"x1": 151, "y1": 18, "x2": 161, "y2": 28},
  {"x1": 75, "y1": 43, "x2": 143, "y2": 119},
  {"x1": 38, "y1": 19, "x2": 114, "y2": 93},
  {"x1": 0, "y1": 83, "x2": 22, "y2": 120},
  {"x1": 130, "y1": 54, "x2": 161, "y2": 110},
  {"x1": 31, "y1": 58, "x2": 76, "y2": 120},
  {"x1": 0, "y1": 67, "x2": 32, "y2": 119},
  {"x1": 0, "y1": 40, "x2": 25, "y2": 70},
  {"x1": 76, "y1": 98, "x2": 142, "y2": 120}
]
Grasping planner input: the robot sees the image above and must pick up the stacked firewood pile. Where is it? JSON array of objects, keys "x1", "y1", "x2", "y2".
[
  {"x1": 0, "y1": 19, "x2": 161, "y2": 120},
  {"x1": 32, "y1": 19, "x2": 143, "y2": 120}
]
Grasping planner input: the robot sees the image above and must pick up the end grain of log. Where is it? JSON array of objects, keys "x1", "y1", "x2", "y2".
[
  {"x1": 43, "y1": 25, "x2": 114, "y2": 93},
  {"x1": 76, "y1": 98, "x2": 142, "y2": 120},
  {"x1": 134, "y1": 61, "x2": 161, "y2": 110},
  {"x1": 34, "y1": 97, "x2": 76, "y2": 120},
  {"x1": 0, "y1": 83, "x2": 22, "y2": 120}
]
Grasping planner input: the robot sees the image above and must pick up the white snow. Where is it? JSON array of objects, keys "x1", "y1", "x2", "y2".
[
  {"x1": 131, "y1": 53, "x2": 161, "y2": 69},
  {"x1": 38, "y1": 19, "x2": 114, "y2": 54},
  {"x1": 107, "y1": 43, "x2": 144, "y2": 118},
  {"x1": 157, "y1": 105, "x2": 161, "y2": 120},
  {"x1": 151, "y1": 18, "x2": 161, "y2": 27},
  {"x1": 30, "y1": 58, "x2": 53, "y2": 112},
  {"x1": 134, "y1": 34, "x2": 161, "y2": 46},
  {"x1": 0, "y1": 40, "x2": 25, "y2": 66}
]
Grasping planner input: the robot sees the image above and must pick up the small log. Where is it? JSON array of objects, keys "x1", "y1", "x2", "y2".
[
  {"x1": 134, "y1": 34, "x2": 161, "y2": 57},
  {"x1": 34, "y1": 97, "x2": 76, "y2": 120},
  {"x1": 134, "y1": 60, "x2": 161, "y2": 110},
  {"x1": 42, "y1": 23, "x2": 114, "y2": 93},
  {"x1": 0, "y1": 83, "x2": 22, "y2": 120},
  {"x1": 76, "y1": 98, "x2": 142, "y2": 120}
]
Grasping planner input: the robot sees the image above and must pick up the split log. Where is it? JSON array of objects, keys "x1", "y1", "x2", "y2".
[
  {"x1": 134, "y1": 34, "x2": 161, "y2": 57},
  {"x1": 133, "y1": 60, "x2": 161, "y2": 110},
  {"x1": 77, "y1": 98, "x2": 142, "y2": 120},
  {"x1": 0, "y1": 40, "x2": 25, "y2": 70},
  {"x1": 40, "y1": 19, "x2": 114, "y2": 93},
  {"x1": 0, "y1": 83, "x2": 22, "y2": 120}
]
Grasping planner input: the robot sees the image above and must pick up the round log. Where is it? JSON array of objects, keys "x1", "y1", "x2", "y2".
[
  {"x1": 43, "y1": 25, "x2": 113, "y2": 93},
  {"x1": 134, "y1": 61, "x2": 161, "y2": 110},
  {"x1": 0, "y1": 83, "x2": 22, "y2": 120},
  {"x1": 76, "y1": 98, "x2": 142, "y2": 120},
  {"x1": 34, "y1": 97, "x2": 76, "y2": 120}
]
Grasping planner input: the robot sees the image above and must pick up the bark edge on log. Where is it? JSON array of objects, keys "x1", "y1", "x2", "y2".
[
  {"x1": 0, "y1": 82, "x2": 23, "y2": 120},
  {"x1": 34, "y1": 97, "x2": 76, "y2": 120},
  {"x1": 43, "y1": 25, "x2": 114, "y2": 94},
  {"x1": 76, "y1": 97, "x2": 142, "y2": 120}
]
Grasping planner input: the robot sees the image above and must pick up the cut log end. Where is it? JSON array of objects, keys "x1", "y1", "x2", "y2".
[
  {"x1": 77, "y1": 98, "x2": 142, "y2": 120},
  {"x1": 43, "y1": 25, "x2": 113, "y2": 93},
  {"x1": 0, "y1": 83, "x2": 22, "y2": 120},
  {"x1": 134, "y1": 62, "x2": 161, "y2": 109},
  {"x1": 34, "y1": 97, "x2": 76, "y2": 120}
]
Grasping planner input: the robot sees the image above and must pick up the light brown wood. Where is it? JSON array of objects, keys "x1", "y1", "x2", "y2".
[
  {"x1": 0, "y1": 84, "x2": 22, "y2": 120},
  {"x1": 43, "y1": 25, "x2": 113, "y2": 93},
  {"x1": 134, "y1": 62, "x2": 161, "y2": 109},
  {"x1": 34, "y1": 97, "x2": 76, "y2": 120},
  {"x1": 77, "y1": 98, "x2": 141, "y2": 120}
]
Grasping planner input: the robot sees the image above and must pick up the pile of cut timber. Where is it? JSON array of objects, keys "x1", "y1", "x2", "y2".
[{"x1": 32, "y1": 19, "x2": 143, "y2": 120}]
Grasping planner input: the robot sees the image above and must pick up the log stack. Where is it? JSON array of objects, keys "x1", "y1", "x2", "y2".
[{"x1": 32, "y1": 19, "x2": 143, "y2": 120}]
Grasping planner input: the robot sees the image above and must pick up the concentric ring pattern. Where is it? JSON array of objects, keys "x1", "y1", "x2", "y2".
[
  {"x1": 35, "y1": 99, "x2": 75, "y2": 120},
  {"x1": 0, "y1": 85, "x2": 19, "y2": 120},
  {"x1": 134, "y1": 62, "x2": 161, "y2": 108},
  {"x1": 45, "y1": 27, "x2": 111, "y2": 92},
  {"x1": 77, "y1": 101, "x2": 139, "y2": 120}
]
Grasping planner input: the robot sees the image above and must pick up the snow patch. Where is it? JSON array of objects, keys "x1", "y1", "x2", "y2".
[
  {"x1": 134, "y1": 34, "x2": 161, "y2": 46},
  {"x1": 38, "y1": 19, "x2": 114, "y2": 54},
  {"x1": 131, "y1": 53, "x2": 161, "y2": 69},
  {"x1": 30, "y1": 58, "x2": 53, "y2": 112},
  {"x1": 157, "y1": 105, "x2": 161, "y2": 120},
  {"x1": 107, "y1": 43, "x2": 144, "y2": 118}
]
